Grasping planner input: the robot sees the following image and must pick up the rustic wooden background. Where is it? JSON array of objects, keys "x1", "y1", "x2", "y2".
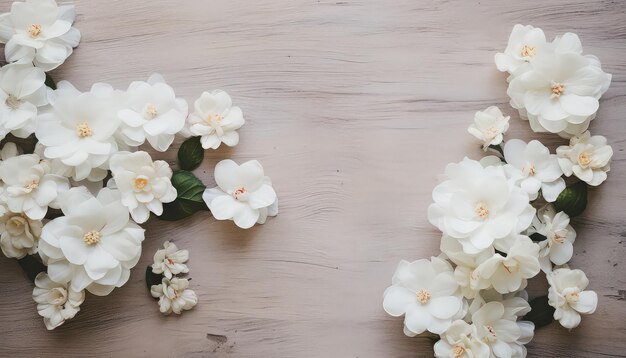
[{"x1": 0, "y1": 0, "x2": 625, "y2": 356}]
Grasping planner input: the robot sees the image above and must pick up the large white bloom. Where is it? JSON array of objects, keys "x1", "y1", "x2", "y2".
[
  {"x1": 150, "y1": 277, "x2": 198, "y2": 315},
  {"x1": 472, "y1": 236, "x2": 541, "y2": 294},
  {"x1": 0, "y1": 153, "x2": 68, "y2": 220},
  {"x1": 547, "y1": 268, "x2": 597, "y2": 329},
  {"x1": 495, "y1": 24, "x2": 548, "y2": 75},
  {"x1": 109, "y1": 151, "x2": 176, "y2": 224},
  {"x1": 383, "y1": 257, "x2": 464, "y2": 335},
  {"x1": 556, "y1": 131, "x2": 612, "y2": 186},
  {"x1": 0, "y1": 62, "x2": 47, "y2": 139},
  {"x1": 203, "y1": 159, "x2": 278, "y2": 229},
  {"x1": 427, "y1": 157, "x2": 535, "y2": 254},
  {"x1": 151, "y1": 241, "x2": 189, "y2": 279},
  {"x1": 0, "y1": 0, "x2": 81, "y2": 71},
  {"x1": 35, "y1": 81, "x2": 124, "y2": 182},
  {"x1": 507, "y1": 51, "x2": 611, "y2": 137},
  {"x1": 433, "y1": 320, "x2": 490, "y2": 358},
  {"x1": 467, "y1": 106, "x2": 510, "y2": 150},
  {"x1": 38, "y1": 187, "x2": 145, "y2": 296},
  {"x1": 117, "y1": 74, "x2": 187, "y2": 152},
  {"x1": 503, "y1": 139, "x2": 565, "y2": 202},
  {"x1": 186, "y1": 90, "x2": 245, "y2": 149},
  {"x1": 530, "y1": 205, "x2": 576, "y2": 272},
  {"x1": 0, "y1": 211, "x2": 42, "y2": 258},
  {"x1": 472, "y1": 301, "x2": 524, "y2": 358},
  {"x1": 32, "y1": 272, "x2": 84, "y2": 330}
]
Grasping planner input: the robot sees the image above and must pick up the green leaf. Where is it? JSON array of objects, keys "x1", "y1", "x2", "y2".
[
  {"x1": 554, "y1": 181, "x2": 588, "y2": 217},
  {"x1": 178, "y1": 136, "x2": 204, "y2": 171},
  {"x1": 522, "y1": 296, "x2": 555, "y2": 329},
  {"x1": 159, "y1": 170, "x2": 208, "y2": 221},
  {"x1": 45, "y1": 73, "x2": 57, "y2": 90}
]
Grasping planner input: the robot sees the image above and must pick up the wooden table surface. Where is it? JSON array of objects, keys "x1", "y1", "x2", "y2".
[{"x1": 1, "y1": 0, "x2": 625, "y2": 357}]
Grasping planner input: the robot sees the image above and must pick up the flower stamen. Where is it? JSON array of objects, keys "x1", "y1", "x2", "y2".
[
  {"x1": 521, "y1": 44, "x2": 536, "y2": 58},
  {"x1": 144, "y1": 104, "x2": 158, "y2": 119},
  {"x1": 578, "y1": 152, "x2": 591, "y2": 168},
  {"x1": 134, "y1": 177, "x2": 149, "y2": 190},
  {"x1": 486, "y1": 325, "x2": 497, "y2": 337},
  {"x1": 416, "y1": 289, "x2": 431, "y2": 304},
  {"x1": 76, "y1": 123, "x2": 93, "y2": 137},
  {"x1": 5, "y1": 94, "x2": 21, "y2": 110},
  {"x1": 526, "y1": 164, "x2": 536, "y2": 176},
  {"x1": 453, "y1": 345, "x2": 466, "y2": 357},
  {"x1": 475, "y1": 202, "x2": 489, "y2": 220},
  {"x1": 27, "y1": 24, "x2": 42, "y2": 37},
  {"x1": 551, "y1": 230, "x2": 567, "y2": 244},
  {"x1": 233, "y1": 187, "x2": 247, "y2": 200},
  {"x1": 551, "y1": 82, "x2": 565, "y2": 97},
  {"x1": 207, "y1": 113, "x2": 224, "y2": 124},
  {"x1": 83, "y1": 230, "x2": 101, "y2": 245}
]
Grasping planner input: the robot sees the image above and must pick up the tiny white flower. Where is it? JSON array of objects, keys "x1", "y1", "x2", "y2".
[
  {"x1": 427, "y1": 157, "x2": 535, "y2": 254},
  {"x1": 0, "y1": 0, "x2": 81, "y2": 71},
  {"x1": 547, "y1": 268, "x2": 597, "y2": 329},
  {"x1": 150, "y1": 277, "x2": 198, "y2": 315},
  {"x1": 151, "y1": 241, "x2": 189, "y2": 279},
  {"x1": 32, "y1": 272, "x2": 84, "y2": 330},
  {"x1": 0, "y1": 153, "x2": 69, "y2": 220},
  {"x1": 556, "y1": 131, "x2": 612, "y2": 186},
  {"x1": 186, "y1": 90, "x2": 245, "y2": 149},
  {"x1": 0, "y1": 211, "x2": 42, "y2": 258},
  {"x1": 38, "y1": 187, "x2": 145, "y2": 296},
  {"x1": 383, "y1": 257, "x2": 464, "y2": 335},
  {"x1": 472, "y1": 236, "x2": 541, "y2": 294},
  {"x1": 472, "y1": 301, "x2": 524, "y2": 358},
  {"x1": 530, "y1": 205, "x2": 576, "y2": 272},
  {"x1": 109, "y1": 151, "x2": 177, "y2": 224},
  {"x1": 35, "y1": 81, "x2": 124, "y2": 182},
  {"x1": 468, "y1": 106, "x2": 510, "y2": 150},
  {"x1": 495, "y1": 24, "x2": 548, "y2": 75},
  {"x1": 203, "y1": 159, "x2": 277, "y2": 229},
  {"x1": 503, "y1": 139, "x2": 565, "y2": 202},
  {"x1": 0, "y1": 62, "x2": 48, "y2": 139},
  {"x1": 433, "y1": 320, "x2": 490, "y2": 358},
  {"x1": 117, "y1": 74, "x2": 187, "y2": 152}
]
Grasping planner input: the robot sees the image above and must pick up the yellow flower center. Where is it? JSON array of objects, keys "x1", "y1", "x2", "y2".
[
  {"x1": 475, "y1": 202, "x2": 489, "y2": 220},
  {"x1": 207, "y1": 113, "x2": 224, "y2": 124},
  {"x1": 27, "y1": 24, "x2": 42, "y2": 37},
  {"x1": 144, "y1": 104, "x2": 158, "y2": 119},
  {"x1": 134, "y1": 177, "x2": 149, "y2": 190},
  {"x1": 24, "y1": 180, "x2": 39, "y2": 190},
  {"x1": 551, "y1": 82, "x2": 565, "y2": 97},
  {"x1": 416, "y1": 289, "x2": 431, "y2": 304},
  {"x1": 566, "y1": 290, "x2": 580, "y2": 303},
  {"x1": 453, "y1": 345, "x2": 466, "y2": 357},
  {"x1": 83, "y1": 230, "x2": 101, "y2": 245},
  {"x1": 578, "y1": 152, "x2": 591, "y2": 167},
  {"x1": 526, "y1": 164, "x2": 536, "y2": 176},
  {"x1": 5, "y1": 94, "x2": 21, "y2": 109},
  {"x1": 521, "y1": 44, "x2": 536, "y2": 58},
  {"x1": 76, "y1": 123, "x2": 93, "y2": 137}
]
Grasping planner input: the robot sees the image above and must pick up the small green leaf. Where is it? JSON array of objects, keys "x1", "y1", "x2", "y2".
[
  {"x1": 159, "y1": 170, "x2": 208, "y2": 221},
  {"x1": 554, "y1": 181, "x2": 588, "y2": 217},
  {"x1": 145, "y1": 266, "x2": 164, "y2": 293},
  {"x1": 522, "y1": 296, "x2": 555, "y2": 329},
  {"x1": 45, "y1": 73, "x2": 57, "y2": 90},
  {"x1": 178, "y1": 136, "x2": 204, "y2": 171}
]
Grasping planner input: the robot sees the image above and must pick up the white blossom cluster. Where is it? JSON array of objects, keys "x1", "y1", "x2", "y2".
[
  {"x1": 385, "y1": 24, "x2": 614, "y2": 357},
  {"x1": 150, "y1": 241, "x2": 197, "y2": 315},
  {"x1": 0, "y1": 0, "x2": 277, "y2": 330}
]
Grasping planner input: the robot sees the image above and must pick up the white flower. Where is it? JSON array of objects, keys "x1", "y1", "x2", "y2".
[
  {"x1": 35, "y1": 81, "x2": 124, "y2": 182},
  {"x1": 150, "y1": 277, "x2": 197, "y2": 315},
  {"x1": 547, "y1": 268, "x2": 597, "y2": 329},
  {"x1": 151, "y1": 241, "x2": 189, "y2": 279},
  {"x1": 0, "y1": 0, "x2": 81, "y2": 71},
  {"x1": 472, "y1": 236, "x2": 541, "y2": 294},
  {"x1": 503, "y1": 139, "x2": 565, "y2": 202},
  {"x1": 383, "y1": 257, "x2": 464, "y2": 335},
  {"x1": 495, "y1": 24, "x2": 548, "y2": 75},
  {"x1": 109, "y1": 151, "x2": 177, "y2": 224},
  {"x1": 427, "y1": 157, "x2": 535, "y2": 254},
  {"x1": 468, "y1": 290, "x2": 531, "y2": 321},
  {"x1": 117, "y1": 74, "x2": 187, "y2": 152},
  {"x1": 472, "y1": 301, "x2": 524, "y2": 358},
  {"x1": 0, "y1": 62, "x2": 48, "y2": 139},
  {"x1": 32, "y1": 272, "x2": 84, "y2": 330},
  {"x1": 434, "y1": 320, "x2": 490, "y2": 358},
  {"x1": 0, "y1": 211, "x2": 42, "y2": 258},
  {"x1": 556, "y1": 131, "x2": 612, "y2": 186},
  {"x1": 0, "y1": 153, "x2": 68, "y2": 219},
  {"x1": 531, "y1": 205, "x2": 576, "y2": 272},
  {"x1": 186, "y1": 90, "x2": 244, "y2": 149},
  {"x1": 38, "y1": 187, "x2": 145, "y2": 296},
  {"x1": 507, "y1": 51, "x2": 611, "y2": 137},
  {"x1": 203, "y1": 159, "x2": 277, "y2": 229},
  {"x1": 468, "y1": 106, "x2": 510, "y2": 150},
  {"x1": 441, "y1": 235, "x2": 494, "y2": 299}
]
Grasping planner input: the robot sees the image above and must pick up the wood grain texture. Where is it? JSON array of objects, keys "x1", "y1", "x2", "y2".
[{"x1": 1, "y1": 0, "x2": 625, "y2": 356}]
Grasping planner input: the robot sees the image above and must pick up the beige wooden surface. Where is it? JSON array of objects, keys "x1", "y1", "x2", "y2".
[{"x1": 1, "y1": 0, "x2": 625, "y2": 357}]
